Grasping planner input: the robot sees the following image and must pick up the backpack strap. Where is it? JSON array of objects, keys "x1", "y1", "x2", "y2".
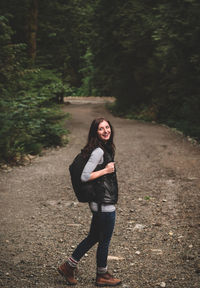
[
  {"x1": 97, "y1": 203, "x2": 102, "y2": 213},
  {"x1": 97, "y1": 203, "x2": 103, "y2": 241}
]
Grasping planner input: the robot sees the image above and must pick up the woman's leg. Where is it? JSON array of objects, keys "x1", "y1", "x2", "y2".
[
  {"x1": 58, "y1": 212, "x2": 99, "y2": 284},
  {"x1": 96, "y1": 210, "x2": 116, "y2": 268},
  {"x1": 71, "y1": 212, "x2": 99, "y2": 262},
  {"x1": 95, "y1": 211, "x2": 121, "y2": 286}
]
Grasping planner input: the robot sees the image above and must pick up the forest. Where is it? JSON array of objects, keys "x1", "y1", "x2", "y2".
[{"x1": 0, "y1": 0, "x2": 200, "y2": 163}]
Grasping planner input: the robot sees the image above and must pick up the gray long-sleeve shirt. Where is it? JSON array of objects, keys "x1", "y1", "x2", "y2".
[
  {"x1": 81, "y1": 147, "x2": 104, "y2": 182},
  {"x1": 81, "y1": 147, "x2": 115, "y2": 212}
]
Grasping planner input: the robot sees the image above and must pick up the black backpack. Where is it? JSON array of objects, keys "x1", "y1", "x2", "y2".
[{"x1": 69, "y1": 153, "x2": 97, "y2": 202}]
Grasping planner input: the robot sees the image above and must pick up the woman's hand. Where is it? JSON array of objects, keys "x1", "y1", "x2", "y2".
[
  {"x1": 105, "y1": 162, "x2": 115, "y2": 174},
  {"x1": 88, "y1": 162, "x2": 115, "y2": 181}
]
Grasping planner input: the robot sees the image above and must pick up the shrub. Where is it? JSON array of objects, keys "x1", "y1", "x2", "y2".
[{"x1": 0, "y1": 17, "x2": 69, "y2": 163}]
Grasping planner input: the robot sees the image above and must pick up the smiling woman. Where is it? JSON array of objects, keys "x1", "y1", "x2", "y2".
[{"x1": 58, "y1": 117, "x2": 121, "y2": 286}]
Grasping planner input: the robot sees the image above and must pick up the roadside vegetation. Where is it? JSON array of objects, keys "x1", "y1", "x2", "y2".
[{"x1": 0, "y1": 0, "x2": 200, "y2": 163}]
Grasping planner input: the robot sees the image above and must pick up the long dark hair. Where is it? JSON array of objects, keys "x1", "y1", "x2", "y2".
[{"x1": 82, "y1": 117, "x2": 115, "y2": 158}]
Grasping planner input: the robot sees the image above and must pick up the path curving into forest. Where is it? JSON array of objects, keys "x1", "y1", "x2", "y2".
[{"x1": 0, "y1": 98, "x2": 200, "y2": 288}]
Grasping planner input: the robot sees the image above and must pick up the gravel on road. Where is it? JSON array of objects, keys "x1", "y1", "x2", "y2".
[{"x1": 0, "y1": 100, "x2": 200, "y2": 288}]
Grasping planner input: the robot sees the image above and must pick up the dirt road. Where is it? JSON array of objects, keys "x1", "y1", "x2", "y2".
[{"x1": 0, "y1": 99, "x2": 200, "y2": 288}]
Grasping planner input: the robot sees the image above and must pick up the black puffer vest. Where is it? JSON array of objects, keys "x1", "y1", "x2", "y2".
[{"x1": 94, "y1": 149, "x2": 118, "y2": 204}]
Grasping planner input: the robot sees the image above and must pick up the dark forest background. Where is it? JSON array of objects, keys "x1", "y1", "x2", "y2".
[{"x1": 0, "y1": 0, "x2": 200, "y2": 162}]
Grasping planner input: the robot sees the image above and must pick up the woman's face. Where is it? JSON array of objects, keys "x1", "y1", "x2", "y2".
[{"x1": 97, "y1": 120, "x2": 111, "y2": 142}]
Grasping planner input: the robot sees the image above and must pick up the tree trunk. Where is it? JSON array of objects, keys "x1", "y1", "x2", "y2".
[{"x1": 27, "y1": 0, "x2": 38, "y2": 63}]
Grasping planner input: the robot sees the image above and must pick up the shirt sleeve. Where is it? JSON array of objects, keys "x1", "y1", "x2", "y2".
[{"x1": 81, "y1": 147, "x2": 104, "y2": 182}]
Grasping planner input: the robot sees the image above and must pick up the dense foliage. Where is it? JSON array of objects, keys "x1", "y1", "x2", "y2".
[
  {"x1": 0, "y1": 0, "x2": 200, "y2": 163},
  {"x1": 90, "y1": 0, "x2": 200, "y2": 140},
  {"x1": 0, "y1": 16, "x2": 69, "y2": 162}
]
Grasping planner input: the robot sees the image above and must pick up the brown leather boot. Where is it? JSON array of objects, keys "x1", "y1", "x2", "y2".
[
  {"x1": 96, "y1": 271, "x2": 121, "y2": 286},
  {"x1": 58, "y1": 262, "x2": 77, "y2": 285}
]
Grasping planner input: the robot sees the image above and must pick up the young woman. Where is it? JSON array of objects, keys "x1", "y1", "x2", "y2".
[{"x1": 58, "y1": 117, "x2": 121, "y2": 286}]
